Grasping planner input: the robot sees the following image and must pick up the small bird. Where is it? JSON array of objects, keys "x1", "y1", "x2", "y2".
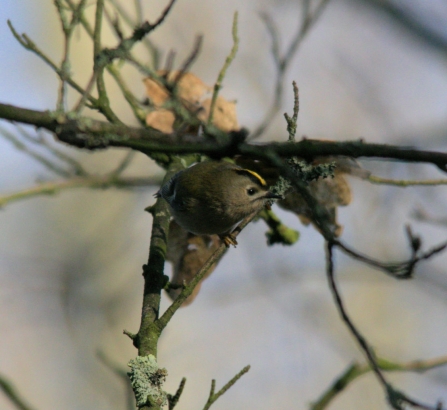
[{"x1": 156, "y1": 161, "x2": 282, "y2": 246}]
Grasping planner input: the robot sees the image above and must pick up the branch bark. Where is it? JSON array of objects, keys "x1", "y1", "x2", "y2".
[{"x1": 2, "y1": 102, "x2": 447, "y2": 172}]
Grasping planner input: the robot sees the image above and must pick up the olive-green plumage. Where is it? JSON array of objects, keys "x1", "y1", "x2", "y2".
[{"x1": 157, "y1": 161, "x2": 280, "y2": 242}]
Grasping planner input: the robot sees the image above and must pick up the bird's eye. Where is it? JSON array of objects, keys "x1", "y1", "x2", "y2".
[{"x1": 247, "y1": 188, "x2": 257, "y2": 196}]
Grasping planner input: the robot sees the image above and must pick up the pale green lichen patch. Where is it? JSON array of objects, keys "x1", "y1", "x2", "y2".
[
  {"x1": 128, "y1": 355, "x2": 168, "y2": 407},
  {"x1": 287, "y1": 158, "x2": 336, "y2": 184}
]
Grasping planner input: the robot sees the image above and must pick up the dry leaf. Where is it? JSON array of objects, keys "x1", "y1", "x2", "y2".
[
  {"x1": 198, "y1": 97, "x2": 239, "y2": 132},
  {"x1": 145, "y1": 109, "x2": 175, "y2": 134},
  {"x1": 144, "y1": 71, "x2": 239, "y2": 133},
  {"x1": 279, "y1": 170, "x2": 351, "y2": 237},
  {"x1": 235, "y1": 155, "x2": 358, "y2": 237},
  {"x1": 166, "y1": 221, "x2": 223, "y2": 306}
]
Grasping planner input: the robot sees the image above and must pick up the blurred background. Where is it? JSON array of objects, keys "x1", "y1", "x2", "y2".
[{"x1": 1, "y1": 0, "x2": 447, "y2": 409}]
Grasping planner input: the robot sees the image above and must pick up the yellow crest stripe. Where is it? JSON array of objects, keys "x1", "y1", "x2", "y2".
[{"x1": 244, "y1": 169, "x2": 267, "y2": 187}]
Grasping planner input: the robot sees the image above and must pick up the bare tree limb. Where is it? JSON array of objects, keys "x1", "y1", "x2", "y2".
[
  {"x1": 325, "y1": 242, "x2": 444, "y2": 410},
  {"x1": 335, "y1": 237, "x2": 447, "y2": 279},
  {"x1": 95, "y1": 0, "x2": 177, "y2": 68},
  {"x1": 2, "y1": 103, "x2": 447, "y2": 173}
]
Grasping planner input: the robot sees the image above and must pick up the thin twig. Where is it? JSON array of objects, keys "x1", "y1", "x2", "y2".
[
  {"x1": 284, "y1": 81, "x2": 299, "y2": 141},
  {"x1": 95, "y1": 0, "x2": 177, "y2": 69},
  {"x1": 172, "y1": 35, "x2": 203, "y2": 85},
  {"x1": 54, "y1": 0, "x2": 70, "y2": 111},
  {"x1": 311, "y1": 355, "x2": 447, "y2": 410},
  {"x1": 107, "y1": 64, "x2": 147, "y2": 123},
  {"x1": 0, "y1": 174, "x2": 162, "y2": 208},
  {"x1": 285, "y1": 0, "x2": 330, "y2": 67},
  {"x1": 35, "y1": 129, "x2": 87, "y2": 175},
  {"x1": 326, "y1": 242, "x2": 440, "y2": 410},
  {"x1": 125, "y1": 53, "x2": 158, "y2": 77},
  {"x1": 7, "y1": 20, "x2": 98, "y2": 106},
  {"x1": 358, "y1": 0, "x2": 447, "y2": 56},
  {"x1": 53, "y1": 0, "x2": 88, "y2": 111},
  {"x1": 157, "y1": 210, "x2": 258, "y2": 331},
  {"x1": 72, "y1": 72, "x2": 97, "y2": 113},
  {"x1": 368, "y1": 175, "x2": 447, "y2": 186},
  {"x1": 207, "y1": 11, "x2": 239, "y2": 126},
  {"x1": 110, "y1": 150, "x2": 137, "y2": 176},
  {"x1": 65, "y1": 0, "x2": 146, "y2": 123},
  {"x1": 0, "y1": 375, "x2": 37, "y2": 410},
  {"x1": 326, "y1": 242, "x2": 388, "y2": 387},
  {"x1": 160, "y1": 242, "x2": 227, "y2": 327},
  {"x1": 12, "y1": 125, "x2": 87, "y2": 176},
  {"x1": 96, "y1": 350, "x2": 135, "y2": 410},
  {"x1": 133, "y1": 0, "x2": 143, "y2": 25},
  {"x1": 106, "y1": 0, "x2": 161, "y2": 67},
  {"x1": 104, "y1": 6, "x2": 124, "y2": 40},
  {"x1": 164, "y1": 49, "x2": 176, "y2": 72},
  {"x1": 251, "y1": 1, "x2": 330, "y2": 139},
  {"x1": 412, "y1": 208, "x2": 447, "y2": 227},
  {"x1": 258, "y1": 208, "x2": 300, "y2": 246},
  {"x1": 202, "y1": 366, "x2": 251, "y2": 410},
  {"x1": 92, "y1": 0, "x2": 123, "y2": 124},
  {"x1": 0, "y1": 124, "x2": 71, "y2": 177},
  {"x1": 167, "y1": 378, "x2": 186, "y2": 410},
  {"x1": 335, "y1": 238, "x2": 447, "y2": 279}
]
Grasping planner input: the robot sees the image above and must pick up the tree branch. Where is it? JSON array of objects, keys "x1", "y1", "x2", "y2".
[
  {"x1": 335, "y1": 237, "x2": 447, "y2": 279},
  {"x1": 156, "y1": 210, "x2": 257, "y2": 331},
  {"x1": 89, "y1": 0, "x2": 123, "y2": 123},
  {"x1": 132, "y1": 160, "x2": 185, "y2": 358},
  {"x1": 2, "y1": 103, "x2": 447, "y2": 172},
  {"x1": 7, "y1": 19, "x2": 99, "y2": 107},
  {"x1": 325, "y1": 242, "x2": 443, "y2": 410},
  {"x1": 95, "y1": 0, "x2": 177, "y2": 68}
]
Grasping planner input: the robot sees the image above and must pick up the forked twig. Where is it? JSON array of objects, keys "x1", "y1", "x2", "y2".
[
  {"x1": 172, "y1": 35, "x2": 203, "y2": 85},
  {"x1": 284, "y1": 81, "x2": 299, "y2": 141},
  {"x1": 251, "y1": 0, "x2": 330, "y2": 139},
  {"x1": 202, "y1": 366, "x2": 251, "y2": 410},
  {"x1": 0, "y1": 374, "x2": 37, "y2": 410},
  {"x1": 326, "y1": 242, "x2": 443, "y2": 410},
  {"x1": 167, "y1": 378, "x2": 186, "y2": 410},
  {"x1": 335, "y1": 237, "x2": 447, "y2": 279}
]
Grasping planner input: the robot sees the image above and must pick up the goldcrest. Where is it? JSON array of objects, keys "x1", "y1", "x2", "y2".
[{"x1": 156, "y1": 161, "x2": 282, "y2": 246}]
